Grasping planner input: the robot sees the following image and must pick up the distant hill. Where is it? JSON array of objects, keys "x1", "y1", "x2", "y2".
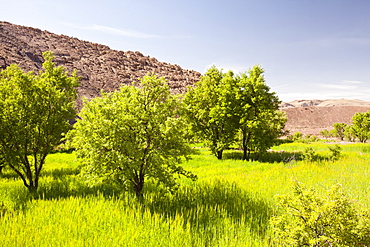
[
  {"x1": 0, "y1": 21, "x2": 201, "y2": 108},
  {"x1": 280, "y1": 98, "x2": 370, "y2": 108},
  {"x1": 281, "y1": 99, "x2": 370, "y2": 136}
]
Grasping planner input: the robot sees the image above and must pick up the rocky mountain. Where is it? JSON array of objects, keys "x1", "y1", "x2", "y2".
[
  {"x1": 2, "y1": 21, "x2": 370, "y2": 136},
  {"x1": 0, "y1": 21, "x2": 201, "y2": 108}
]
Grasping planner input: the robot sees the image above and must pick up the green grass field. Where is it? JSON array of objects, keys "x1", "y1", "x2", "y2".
[{"x1": 0, "y1": 142, "x2": 369, "y2": 246}]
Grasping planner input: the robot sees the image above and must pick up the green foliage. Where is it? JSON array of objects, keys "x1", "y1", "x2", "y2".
[
  {"x1": 301, "y1": 145, "x2": 341, "y2": 163},
  {"x1": 271, "y1": 181, "x2": 370, "y2": 246},
  {"x1": 0, "y1": 51, "x2": 79, "y2": 192},
  {"x1": 320, "y1": 129, "x2": 332, "y2": 138},
  {"x1": 183, "y1": 67, "x2": 239, "y2": 159},
  {"x1": 184, "y1": 65, "x2": 286, "y2": 160},
  {"x1": 302, "y1": 147, "x2": 318, "y2": 162},
  {"x1": 67, "y1": 74, "x2": 196, "y2": 197},
  {"x1": 288, "y1": 132, "x2": 319, "y2": 143},
  {"x1": 332, "y1": 123, "x2": 347, "y2": 141},
  {"x1": 344, "y1": 125, "x2": 356, "y2": 142},
  {"x1": 329, "y1": 113, "x2": 370, "y2": 143},
  {"x1": 351, "y1": 111, "x2": 370, "y2": 143},
  {"x1": 236, "y1": 66, "x2": 286, "y2": 160},
  {"x1": 288, "y1": 132, "x2": 303, "y2": 141},
  {"x1": 328, "y1": 144, "x2": 342, "y2": 161},
  {"x1": 305, "y1": 134, "x2": 319, "y2": 143}
]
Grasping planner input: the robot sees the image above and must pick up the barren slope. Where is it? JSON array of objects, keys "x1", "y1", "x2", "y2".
[
  {"x1": 0, "y1": 21, "x2": 201, "y2": 108},
  {"x1": 281, "y1": 101, "x2": 370, "y2": 135}
]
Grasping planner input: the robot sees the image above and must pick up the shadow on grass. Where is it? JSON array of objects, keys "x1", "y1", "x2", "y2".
[
  {"x1": 1, "y1": 166, "x2": 273, "y2": 242},
  {"x1": 0, "y1": 165, "x2": 80, "y2": 180},
  {"x1": 0, "y1": 167, "x2": 124, "y2": 215},
  {"x1": 144, "y1": 180, "x2": 274, "y2": 239},
  {"x1": 34, "y1": 171, "x2": 122, "y2": 200},
  {"x1": 0, "y1": 167, "x2": 81, "y2": 180},
  {"x1": 223, "y1": 150, "x2": 303, "y2": 164}
]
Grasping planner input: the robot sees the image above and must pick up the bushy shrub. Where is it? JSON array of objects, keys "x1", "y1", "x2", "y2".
[
  {"x1": 305, "y1": 134, "x2": 318, "y2": 143},
  {"x1": 328, "y1": 144, "x2": 342, "y2": 161},
  {"x1": 271, "y1": 181, "x2": 370, "y2": 246},
  {"x1": 287, "y1": 132, "x2": 303, "y2": 142},
  {"x1": 288, "y1": 132, "x2": 319, "y2": 143},
  {"x1": 320, "y1": 129, "x2": 332, "y2": 138},
  {"x1": 302, "y1": 147, "x2": 318, "y2": 162}
]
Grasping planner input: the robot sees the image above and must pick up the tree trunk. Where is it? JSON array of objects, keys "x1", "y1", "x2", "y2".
[
  {"x1": 242, "y1": 130, "x2": 251, "y2": 161},
  {"x1": 243, "y1": 148, "x2": 248, "y2": 161},
  {"x1": 217, "y1": 150, "x2": 223, "y2": 160},
  {"x1": 27, "y1": 183, "x2": 38, "y2": 194},
  {"x1": 133, "y1": 174, "x2": 145, "y2": 198}
]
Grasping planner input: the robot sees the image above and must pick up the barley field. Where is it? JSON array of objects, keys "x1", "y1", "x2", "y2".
[{"x1": 0, "y1": 142, "x2": 369, "y2": 246}]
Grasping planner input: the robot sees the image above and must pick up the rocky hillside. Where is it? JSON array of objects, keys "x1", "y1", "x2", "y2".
[
  {"x1": 281, "y1": 99, "x2": 370, "y2": 136},
  {"x1": 0, "y1": 21, "x2": 201, "y2": 108},
  {"x1": 2, "y1": 21, "x2": 369, "y2": 135}
]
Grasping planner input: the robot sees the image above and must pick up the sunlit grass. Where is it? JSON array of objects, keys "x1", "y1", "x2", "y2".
[{"x1": 0, "y1": 142, "x2": 369, "y2": 246}]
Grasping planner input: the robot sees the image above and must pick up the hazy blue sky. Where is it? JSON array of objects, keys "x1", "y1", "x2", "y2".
[{"x1": 2, "y1": 0, "x2": 370, "y2": 102}]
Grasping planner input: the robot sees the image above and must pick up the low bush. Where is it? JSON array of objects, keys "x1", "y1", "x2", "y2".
[
  {"x1": 271, "y1": 181, "x2": 370, "y2": 246},
  {"x1": 328, "y1": 144, "x2": 342, "y2": 161},
  {"x1": 288, "y1": 132, "x2": 319, "y2": 143},
  {"x1": 302, "y1": 147, "x2": 318, "y2": 162}
]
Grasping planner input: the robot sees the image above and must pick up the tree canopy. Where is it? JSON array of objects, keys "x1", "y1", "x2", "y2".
[
  {"x1": 350, "y1": 111, "x2": 370, "y2": 143},
  {"x1": 67, "y1": 74, "x2": 196, "y2": 198},
  {"x1": 235, "y1": 66, "x2": 286, "y2": 160},
  {"x1": 183, "y1": 66, "x2": 238, "y2": 159},
  {"x1": 184, "y1": 65, "x2": 286, "y2": 160},
  {"x1": 0, "y1": 51, "x2": 79, "y2": 192}
]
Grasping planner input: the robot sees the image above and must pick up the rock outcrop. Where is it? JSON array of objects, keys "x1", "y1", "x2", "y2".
[{"x1": 0, "y1": 21, "x2": 201, "y2": 108}]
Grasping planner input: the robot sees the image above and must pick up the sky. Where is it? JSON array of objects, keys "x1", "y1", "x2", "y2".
[{"x1": 1, "y1": 0, "x2": 370, "y2": 102}]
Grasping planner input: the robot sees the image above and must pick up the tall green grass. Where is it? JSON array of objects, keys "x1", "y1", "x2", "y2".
[{"x1": 0, "y1": 142, "x2": 369, "y2": 246}]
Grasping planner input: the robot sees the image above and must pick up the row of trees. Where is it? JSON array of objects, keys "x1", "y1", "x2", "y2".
[
  {"x1": 0, "y1": 53, "x2": 285, "y2": 196},
  {"x1": 321, "y1": 111, "x2": 370, "y2": 143}
]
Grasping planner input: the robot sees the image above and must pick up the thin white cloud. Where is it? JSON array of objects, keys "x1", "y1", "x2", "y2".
[
  {"x1": 90, "y1": 25, "x2": 160, "y2": 39},
  {"x1": 62, "y1": 22, "x2": 161, "y2": 39},
  {"x1": 273, "y1": 84, "x2": 289, "y2": 89},
  {"x1": 278, "y1": 84, "x2": 370, "y2": 102},
  {"x1": 320, "y1": 84, "x2": 357, "y2": 90},
  {"x1": 341, "y1": 80, "x2": 364, "y2": 84},
  {"x1": 279, "y1": 90, "x2": 370, "y2": 103}
]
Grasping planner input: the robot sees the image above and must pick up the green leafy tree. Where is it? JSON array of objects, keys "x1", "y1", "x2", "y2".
[
  {"x1": 183, "y1": 66, "x2": 238, "y2": 159},
  {"x1": 320, "y1": 129, "x2": 332, "y2": 138},
  {"x1": 351, "y1": 111, "x2": 370, "y2": 143},
  {"x1": 235, "y1": 66, "x2": 286, "y2": 160},
  {"x1": 344, "y1": 125, "x2": 355, "y2": 142},
  {"x1": 331, "y1": 123, "x2": 347, "y2": 141},
  {"x1": 184, "y1": 65, "x2": 285, "y2": 160},
  {"x1": 0, "y1": 51, "x2": 79, "y2": 192},
  {"x1": 67, "y1": 74, "x2": 196, "y2": 198}
]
